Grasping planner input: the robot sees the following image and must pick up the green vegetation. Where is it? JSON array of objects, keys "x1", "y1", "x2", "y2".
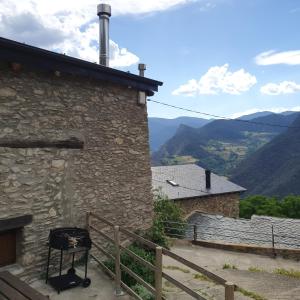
[
  {"x1": 273, "y1": 268, "x2": 300, "y2": 279},
  {"x1": 132, "y1": 284, "x2": 154, "y2": 300},
  {"x1": 222, "y1": 263, "x2": 238, "y2": 270},
  {"x1": 163, "y1": 265, "x2": 190, "y2": 273},
  {"x1": 193, "y1": 273, "x2": 211, "y2": 282},
  {"x1": 231, "y1": 115, "x2": 300, "y2": 197},
  {"x1": 152, "y1": 113, "x2": 298, "y2": 176},
  {"x1": 248, "y1": 266, "x2": 264, "y2": 273},
  {"x1": 237, "y1": 287, "x2": 267, "y2": 300},
  {"x1": 161, "y1": 155, "x2": 199, "y2": 165},
  {"x1": 240, "y1": 195, "x2": 300, "y2": 219},
  {"x1": 151, "y1": 191, "x2": 187, "y2": 239},
  {"x1": 104, "y1": 196, "x2": 186, "y2": 299}
]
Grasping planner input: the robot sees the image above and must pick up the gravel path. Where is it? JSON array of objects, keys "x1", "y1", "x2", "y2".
[{"x1": 163, "y1": 243, "x2": 300, "y2": 300}]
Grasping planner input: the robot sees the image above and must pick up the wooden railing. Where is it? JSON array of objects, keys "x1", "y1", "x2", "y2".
[{"x1": 86, "y1": 212, "x2": 235, "y2": 300}]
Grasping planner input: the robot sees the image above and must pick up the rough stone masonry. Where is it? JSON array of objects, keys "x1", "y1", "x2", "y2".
[{"x1": 0, "y1": 63, "x2": 155, "y2": 281}]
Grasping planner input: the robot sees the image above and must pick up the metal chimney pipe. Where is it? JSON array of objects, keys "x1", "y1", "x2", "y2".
[
  {"x1": 97, "y1": 4, "x2": 111, "y2": 67},
  {"x1": 138, "y1": 64, "x2": 146, "y2": 77},
  {"x1": 205, "y1": 170, "x2": 211, "y2": 189}
]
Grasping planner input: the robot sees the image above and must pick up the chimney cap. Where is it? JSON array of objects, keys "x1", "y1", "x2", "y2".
[
  {"x1": 138, "y1": 64, "x2": 146, "y2": 71},
  {"x1": 97, "y1": 3, "x2": 111, "y2": 17}
]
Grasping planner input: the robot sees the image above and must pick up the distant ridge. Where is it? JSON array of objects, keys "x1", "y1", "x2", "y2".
[
  {"x1": 231, "y1": 114, "x2": 300, "y2": 197},
  {"x1": 148, "y1": 116, "x2": 211, "y2": 151},
  {"x1": 151, "y1": 112, "x2": 299, "y2": 176}
]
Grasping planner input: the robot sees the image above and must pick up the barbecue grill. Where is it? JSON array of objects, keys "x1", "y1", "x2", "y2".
[{"x1": 45, "y1": 227, "x2": 92, "y2": 293}]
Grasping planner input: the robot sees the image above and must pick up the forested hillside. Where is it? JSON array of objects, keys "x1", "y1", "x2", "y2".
[
  {"x1": 152, "y1": 113, "x2": 299, "y2": 176},
  {"x1": 231, "y1": 115, "x2": 300, "y2": 197},
  {"x1": 148, "y1": 117, "x2": 210, "y2": 151}
]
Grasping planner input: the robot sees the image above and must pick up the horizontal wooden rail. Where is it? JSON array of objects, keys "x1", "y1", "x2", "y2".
[
  {"x1": 91, "y1": 254, "x2": 143, "y2": 300},
  {"x1": 119, "y1": 244, "x2": 156, "y2": 271},
  {"x1": 92, "y1": 241, "x2": 115, "y2": 261},
  {"x1": 162, "y1": 272, "x2": 206, "y2": 300},
  {"x1": 88, "y1": 212, "x2": 233, "y2": 300},
  {"x1": 90, "y1": 224, "x2": 115, "y2": 244},
  {"x1": 119, "y1": 227, "x2": 157, "y2": 250},
  {"x1": 120, "y1": 263, "x2": 156, "y2": 295},
  {"x1": 162, "y1": 248, "x2": 226, "y2": 286},
  {"x1": 91, "y1": 254, "x2": 115, "y2": 278}
]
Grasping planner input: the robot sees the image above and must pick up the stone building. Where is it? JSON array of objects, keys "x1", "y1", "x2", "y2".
[
  {"x1": 152, "y1": 164, "x2": 246, "y2": 218},
  {"x1": 0, "y1": 36, "x2": 162, "y2": 280}
]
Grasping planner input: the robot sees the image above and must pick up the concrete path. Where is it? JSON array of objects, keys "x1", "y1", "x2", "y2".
[
  {"x1": 163, "y1": 243, "x2": 300, "y2": 300},
  {"x1": 31, "y1": 262, "x2": 132, "y2": 300}
]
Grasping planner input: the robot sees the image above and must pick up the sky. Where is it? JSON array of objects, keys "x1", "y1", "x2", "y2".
[{"x1": 1, "y1": 0, "x2": 300, "y2": 119}]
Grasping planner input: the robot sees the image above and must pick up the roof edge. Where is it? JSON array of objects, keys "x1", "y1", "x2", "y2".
[{"x1": 0, "y1": 37, "x2": 163, "y2": 93}]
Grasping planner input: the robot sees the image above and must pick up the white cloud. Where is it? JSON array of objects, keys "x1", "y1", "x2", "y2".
[
  {"x1": 255, "y1": 50, "x2": 300, "y2": 66},
  {"x1": 172, "y1": 64, "x2": 257, "y2": 96},
  {"x1": 260, "y1": 81, "x2": 300, "y2": 95},
  {"x1": 2, "y1": 0, "x2": 198, "y2": 68},
  {"x1": 0, "y1": 1, "x2": 218, "y2": 68},
  {"x1": 231, "y1": 107, "x2": 300, "y2": 119}
]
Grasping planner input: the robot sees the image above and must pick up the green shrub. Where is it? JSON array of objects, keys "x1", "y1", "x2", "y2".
[
  {"x1": 153, "y1": 191, "x2": 187, "y2": 239},
  {"x1": 104, "y1": 244, "x2": 155, "y2": 288},
  {"x1": 120, "y1": 245, "x2": 155, "y2": 287},
  {"x1": 104, "y1": 192, "x2": 187, "y2": 299},
  {"x1": 132, "y1": 284, "x2": 154, "y2": 300},
  {"x1": 143, "y1": 217, "x2": 169, "y2": 249},
  {"x1": 240, "y1": 195, "x2": 300, "y2": 219}
]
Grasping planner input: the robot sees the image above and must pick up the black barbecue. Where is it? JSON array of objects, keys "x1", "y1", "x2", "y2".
[{"x1": 45, "y1": 227, "x2": 92, "y2": 293}]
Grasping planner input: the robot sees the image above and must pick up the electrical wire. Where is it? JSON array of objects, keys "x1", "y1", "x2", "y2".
[{"x1": 148, "y1": 99, "x2": 300, "y2": 129}]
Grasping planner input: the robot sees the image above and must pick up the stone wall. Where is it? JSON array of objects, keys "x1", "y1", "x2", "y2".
[
  {"x1": 0, "y1": 64, "x2": 153, "y2": 281},
  {"x1": 175, "y1": 193, "x2": 240, "y2": 219},
  {"x1": 187, "y1": 212, "x2": 300, "y2": 249}
]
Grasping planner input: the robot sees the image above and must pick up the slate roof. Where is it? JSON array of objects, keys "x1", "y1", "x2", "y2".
[
  {"x1": 0, "y1": 37, "x2": 162, "y2": 95},
  {"x1": 152, "y1": 164, "x2": 246, "y2": 200}
]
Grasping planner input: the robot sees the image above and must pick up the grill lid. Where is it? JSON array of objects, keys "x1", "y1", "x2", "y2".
[{"x1": 48, "y1": 227, "x2": 91, "y2": 250}]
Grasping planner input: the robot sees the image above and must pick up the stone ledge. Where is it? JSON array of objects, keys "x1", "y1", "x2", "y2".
[
  {"x1": 192, "y1": 240, "x2": 300, "y2": 261},
  {"x1": 0, "y1": 215, "x2": 33, "y2": 232}
]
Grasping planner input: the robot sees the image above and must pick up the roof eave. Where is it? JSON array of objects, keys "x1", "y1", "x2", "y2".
[{"x1": 0, "y1": 37, "x2": 163, "y2": 94}]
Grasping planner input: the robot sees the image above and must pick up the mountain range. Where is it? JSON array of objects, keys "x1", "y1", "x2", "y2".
[
  {"x1": 231, "y1": 114, "x2": 300, "y2": 197},
  {"x1": 151, "y1": 112, "x2": 300, "y2": 177},
  {"x1": 148, "y1": 117, "x2": 211, "y2": 151}
]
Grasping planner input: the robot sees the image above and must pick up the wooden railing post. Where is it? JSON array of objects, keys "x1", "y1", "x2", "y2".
[
  {"x1": 193, "y1": 225, "x2": 197, "y2": 241},
  {"x1": 225, "y1": 282, "x2": 235, "y2": 300},
  {"x1": 114, "y1": 225, "x2": 123, "y2": 296},
  {"x1": 155, "y1": 246, "x2": 163, "y2": 300}
]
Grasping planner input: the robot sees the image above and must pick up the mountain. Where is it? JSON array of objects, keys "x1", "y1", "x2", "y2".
[
  {"x1": 151, "y1": 113, "x2": 300, "y2": 176},
  {"x1": 231, "y1": 115, "x2": 300, "y2": 197},
  {"x1": 238, "y1": 111, "x2": 274, "y2": 120},
  {"x1": 148, "y1": 117, "x2": 211, "y2": 151}
]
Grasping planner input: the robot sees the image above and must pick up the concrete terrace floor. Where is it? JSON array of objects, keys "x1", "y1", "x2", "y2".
[
  {"x1": 163, "y1": 243, "x2": 300, "y2": 300},
  {"x1": 31, "y1": 262, "x2": 133, "y2": 300}
]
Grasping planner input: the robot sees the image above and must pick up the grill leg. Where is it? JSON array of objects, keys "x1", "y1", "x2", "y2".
[
  {"x1": 72, "y1": 252, "x2": 75, "y2": 269},
  {"x1": 45, "y1": 246, "x2": 51, "y2": 284},
  {"x1": 84, "y1": 250, "x2": 88, "y2": 279},
  {"x1": 57, "y1": 249, "x2": 63, "y2": 294}
]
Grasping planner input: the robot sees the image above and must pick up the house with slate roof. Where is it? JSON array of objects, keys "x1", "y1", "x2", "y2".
[
  {"x1": 0, "y1": 35, "x2": 162, "y2": 280},
  {"x1": 152, "y1": 164, "x2": 246, "y2": 218}
]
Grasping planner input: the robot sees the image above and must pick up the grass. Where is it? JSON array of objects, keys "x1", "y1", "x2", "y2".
[
  {"x1": 163, "y1": 265, "x2": 190, "y2": 273},
  {"x1": 193, "y1": 273, "x2": 211, "y2": 282},
  {"x1": 195, "y1": 288, "x2": 214, "y2": 300},
  {"x1": 248, "y1": 266, "x2": 264, "y2": 273},
  {"x1": 223, "y1": 263, "x2": 238, "y2": 270},
  {"x1": 237, "y1": 287, "x2": 267, "y2": 300},
  {"x1": 273, "y1": 268, "x2": 300, "y2": 279}
]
